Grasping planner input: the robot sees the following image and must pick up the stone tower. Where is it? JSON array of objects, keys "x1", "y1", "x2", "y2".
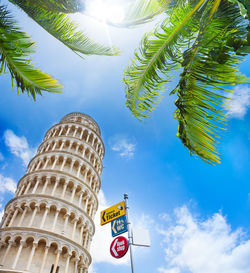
[{"x1": 0, "y1": 112, "x2": 104, "y2": 273}]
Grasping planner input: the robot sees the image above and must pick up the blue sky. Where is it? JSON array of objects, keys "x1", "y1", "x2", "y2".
[{"x1": 0, "y1": 1, "x2": 250, "y2": 273}]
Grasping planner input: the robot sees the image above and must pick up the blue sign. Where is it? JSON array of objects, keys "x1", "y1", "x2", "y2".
[{"x1": 111, "y1": 215, "x2": 128, "y2": 237}]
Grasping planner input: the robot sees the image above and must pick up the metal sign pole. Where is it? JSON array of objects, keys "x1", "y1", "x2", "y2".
[{"x1": 124, "y1": 194, "x2": 135, "y2": 273}]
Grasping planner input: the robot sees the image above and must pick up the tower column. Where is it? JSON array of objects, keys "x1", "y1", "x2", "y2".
[
  {"x1": 52, "y1": 249, "x2": 61, "y2": 273},
  {"x1": 39, "y1": 246, "x2": 49, "y2": 273},
  {"x1": 84, "y1": 231, "x2": 89, "y2": 248},
  {"x1": 70, "y1": 159, "x2": 76, "y2": 173},
  {"x1": 79, "y1": 130, "x2": 84, "y2": 139},
  {"x1": 59, "y1": 126, "x2": 64, "y2": 136},
  {"x1": 25, "y1": 242, "x2": 37, "y2": 270},
  {"x1": 35, "y1": 160, "x2": 41, "y2": 171},
  {"x1": 12, "y1": 240, "x2": 25, "y2": 269},
  {"x1": 40, "y1": 206, "x2": 49, "y2": 229},
  {"x1": 73, "y1": 127, "x2": 78, "y2": 137},
  {"x1": 71, "y1": 219, "x2": 77, "y2": 240},
  {"x1": 78, "y1": 191, "x2": 84, "y2": 207},
  {"x1": 70, "y1": 185, "x2": 77, "y2": 202},
  {"x1": 17, "y1": 206, "x2": 28, "y2": 226},
  {"x1": 43, "y1": 157, "x2": 50, "y2": 169},
  {"x1": 9, "y1": 209, "x2": 19, "y2": 227},
  {"x1": 41, "y1": 177, "x2": 49, "y2": 193},
  {"x1": 18, "y1": 184, "x2": 25, "y2": 196},
  {"x1": 60, "y1": 141, "x2": 65, "y2": 150},
  {"x1": 63, "y1": 214, "x2": 69, "y2": 233},
  {"x1": 32, "y1": 178, "x2": 40, "y2": 194},
  {"x1": 1, "y1": 241, "x2": 13, "y2": 264},
  {"x1": 60, "y1": 157, "x2": 67, "y2": 171},
  {"x1": 61, "y1": 180, "x2": 69, "y2": 198},
  {"x1": 24, "y1": 181, "x2": 31, "y2": 194},
  {"x1": 28, "y1": 205, "x2": 38, "y2": 227},
  {"x1": 64, "y1": 254, "x2": 71, "y2": 273},
  {"x1": 2, "y1": 212, "x2": 11, "y2": 228},
  {"x1": 45, "y1": 143, "x2": 51, "y2": 152},
  {"x1": 52, "y1": 209, "x2": 60, "y2": 232},
  {"x1": 85, "y1": 196, "x2": 90, "y2": 212},
  {"x1": 79, "y1": 224, "x2": 85, "y2": 246},
  {"x1": 74, "y1": 258, "x2": 79, "y2": 273},
  {"x1": 51, "y1": 178, "x2": 59, "y2": 196},
  {"x1": 51, "y1": 156, "x2": 58, "y2": 169},
  {"x1": 66, "y1": 127, "x2": 70, "y2": 136},
  {"x1": 77, "y1": 164, "x2": 81, "y2": 177}
]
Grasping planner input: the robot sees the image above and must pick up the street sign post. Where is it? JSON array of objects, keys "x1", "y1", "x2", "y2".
[
  {"x1": 110, "y1": 236, "x2": 129, "y2": 258},
  {"x1": 101, "y1": 194, "x2": 150, "y2": 273},
  {"x1": 124, "y1": 194, "x2": 135, "y2": 273},
  {"x1": 111, "y1": 215, "x2": 128, "y2": 237},
  {"x1": 100, "y1": 201, "x2": 126, "y2": 226}
]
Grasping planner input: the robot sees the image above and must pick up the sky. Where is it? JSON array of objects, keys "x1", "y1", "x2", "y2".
[{"x1": 0, "y1": 1, "x2": 250, "y2": 273}]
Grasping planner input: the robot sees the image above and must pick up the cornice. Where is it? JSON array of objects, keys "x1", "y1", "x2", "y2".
[
  {"x1": 5, "y1": 194, "x2": 95, "y2": 233},
  {"x1": 37, "y1": 135, "x2": 103, "y2": 163},
  {"x1": 27, "y1": 150, "x2": 101, "y2": 182},
  {"x1": 0, "y1": 227, "x2": 92, "y2": 264},
  {"x1": 17, "y1": 170, "x2": 99, "y2": 206},
  {"x1": 43, "y1": 122, "x2": 105, "y2": 155}
]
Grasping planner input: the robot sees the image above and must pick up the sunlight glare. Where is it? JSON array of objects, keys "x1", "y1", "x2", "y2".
[{"x1": 85, "y1": 0, "x2": 126, "y2": 24}]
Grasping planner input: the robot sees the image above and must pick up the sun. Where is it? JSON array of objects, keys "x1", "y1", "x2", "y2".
[{"x1": 85, "y1": 0, "x2": 127, "y2": 24}]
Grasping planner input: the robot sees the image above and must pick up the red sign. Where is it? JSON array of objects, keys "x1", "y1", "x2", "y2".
[{"x1": 110, "y1": 236, "x2": 129, "y2": 258}]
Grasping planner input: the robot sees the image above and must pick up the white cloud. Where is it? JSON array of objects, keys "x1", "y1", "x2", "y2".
[
  {"x1": 158, "y1": 206, "x2": 250, "y2": 273},
  {"x1": 158, "y1": 267, "x2": 180, "y2": 273},
  {"x1": 0, "y1": 174, "x2": 16, "y2": 194},
  {"x1": 226, "y1": 85, "x2": 250, "y2": 119},
  {"x1": 110, "y1": 135, "x2": 136, "y2": 158},
  {"x1": 90, "y1": 190, "x2": 129, "y2": 265},
  {"x1": 4, "y1": 130, "x2": 35, "y2": 166}
]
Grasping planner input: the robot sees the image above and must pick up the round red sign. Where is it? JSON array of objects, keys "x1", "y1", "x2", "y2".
[{"x1": 110, "y1": 236, "x2": 129, "y2": 258}]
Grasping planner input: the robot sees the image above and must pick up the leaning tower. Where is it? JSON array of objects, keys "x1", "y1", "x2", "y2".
[{"x1": 0, "y1": 112, "x2": 104, "y2": 273}]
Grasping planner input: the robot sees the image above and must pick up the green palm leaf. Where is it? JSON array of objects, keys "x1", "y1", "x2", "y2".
[
  {"x1": 25, "y1": 0, "x2": 85, "y2": 13},
  {"x1": 10, "y1": 0, "x2": 120, "y2": 56},
  {"x1": 124, "y1": 0, "x2": 249, "y2": 164},
  {"x1": 0, "y1": 5, "x2": 63, "y2": 100},
  {"x1": 124, "y1": 0, "x2": 205, "y2": 119},
  {"x1": 174, "y1": 0, "x2": 249, "y2": 164}
]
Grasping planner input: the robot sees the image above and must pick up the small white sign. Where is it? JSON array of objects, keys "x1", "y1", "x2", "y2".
[{"x1": 132, "y1": 227, "x2": 151, "y2": 247}]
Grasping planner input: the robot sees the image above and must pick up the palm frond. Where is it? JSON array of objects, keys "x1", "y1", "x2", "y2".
[
  {"x1": 10, "y1": 0, "x2": 120, "y2": 56},
  {"x1": 107, "y1": 0, "x2": 169, "y2": 28},
  {"x1": 173, "y1": 0, "x2": 249, "y2": 164},
  {"x1": 0, "y1": 5, "x2": 63, "y2": 100},
  {"x1": 25, "y1": 0, "x2": 85, "y2": 13},
  {"x1": 228, "y1": 0, "x2": 248, "y2": 16},
  {"x1": 124, "y1": 0, "x2": 249, "y2": 164},
  {"x1": 124, "y1": 0, "x2": 205, "y2": 119}
]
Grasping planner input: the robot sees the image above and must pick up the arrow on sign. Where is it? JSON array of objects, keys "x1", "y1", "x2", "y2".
[
  {"x1": 112, "y1": 220, "x2": 117, "y2": 234},
  {"x1": 110, "y1": 236, "x2": 129, "y2": 258},
  {"x1": 111, "y1": 238, "x2": 118, "y2": 257},
  {"x1": 102, "y1": 211, "x2": 106, "y2": 223}
]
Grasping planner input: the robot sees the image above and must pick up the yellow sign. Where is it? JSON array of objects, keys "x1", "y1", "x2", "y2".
[{"x1": 100, "y1": 201, "x2": 126, "y2": 226}]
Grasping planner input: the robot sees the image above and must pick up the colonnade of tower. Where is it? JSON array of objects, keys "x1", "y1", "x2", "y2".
[{"x1": 0, "y1": 112, "x2": 104, "y2": 273}]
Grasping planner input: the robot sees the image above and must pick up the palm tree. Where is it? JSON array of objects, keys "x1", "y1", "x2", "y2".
[
  {"x1": 124, "y1": 0, "x2": 250, "y2": 164},
  {"x1": 0, "y1": 0, "x2": 120, "y2": 99},
  {"x1": 0, "y1": 0, "x2": 166, "y2": 100}
]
